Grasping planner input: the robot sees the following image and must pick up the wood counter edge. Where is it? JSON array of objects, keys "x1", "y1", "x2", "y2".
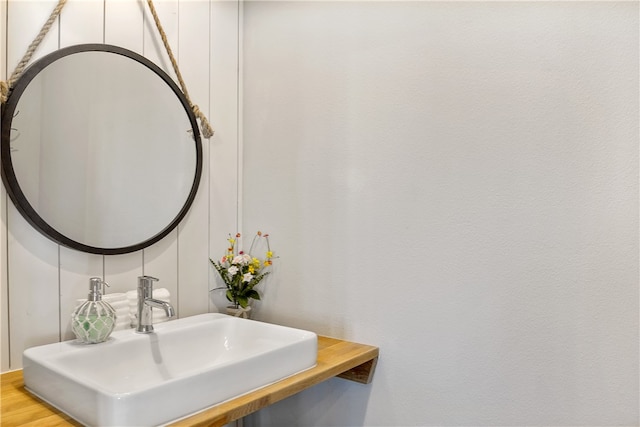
[
  {"x1": 169, "y1": 336, "x2": 379, "y2": 427},
  {"x1": 1, "y1": 335, "x2": 379, "y2": 427}
]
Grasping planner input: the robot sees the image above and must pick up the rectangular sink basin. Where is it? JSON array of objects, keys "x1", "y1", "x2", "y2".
[{"x1": 23, "y1": 313, "x2": 317, "y2": 426}]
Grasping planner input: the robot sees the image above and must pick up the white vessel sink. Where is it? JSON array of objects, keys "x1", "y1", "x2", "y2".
[{"x1": 23, "y1": 313, "x2": 317, "y2": 426}]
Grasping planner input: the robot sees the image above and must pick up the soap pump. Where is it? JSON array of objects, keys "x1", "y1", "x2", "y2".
[{"x1": 71, "y1": 277, "x2": 117, "y2": 344}]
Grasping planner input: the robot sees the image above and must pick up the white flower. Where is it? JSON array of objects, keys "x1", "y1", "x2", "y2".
[
  {"x1": 243, "y1": 273, "x2": 253, "y2": 283},
  {"x1": 228, "y1": 266, "x2": 239, "y2": 276},
  {"x1": 232, "y1": 254, "x2": 252, "y2": 265}
]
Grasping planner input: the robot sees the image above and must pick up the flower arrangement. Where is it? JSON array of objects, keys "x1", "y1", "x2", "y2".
[{"x1": 210, "y1": 231, "x2": 275, "y2": 309}]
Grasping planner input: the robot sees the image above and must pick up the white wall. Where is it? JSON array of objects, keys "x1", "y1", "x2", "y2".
[
  {"x1": 241, "y1": 2, "x2": 639, "y2": 426},
  {"x1": 0, "y1": 0, "x2": 239, "y2": 371}
]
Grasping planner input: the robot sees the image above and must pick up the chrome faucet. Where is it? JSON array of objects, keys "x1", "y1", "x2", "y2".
[{"x1": 136, "y1": 276, "x2": 175, "y2": 333}]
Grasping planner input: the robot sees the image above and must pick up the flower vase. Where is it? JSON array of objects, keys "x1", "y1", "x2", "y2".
[{"x1": 226, "y1": 305, "x2": 251, "y2": 319}]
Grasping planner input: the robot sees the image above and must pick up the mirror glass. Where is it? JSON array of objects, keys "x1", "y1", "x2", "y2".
[{"x1": 1, "y1": 44, "x2": 202, "y2": 254}]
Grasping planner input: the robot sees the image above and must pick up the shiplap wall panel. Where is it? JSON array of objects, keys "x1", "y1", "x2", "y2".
[
  {"x1": 1, "y1": 0, "x2": 239, "y2": 370},
  {"x1": 103, "y1": 252, "x2": 143, "y2": 296},
  {"x1": 104, "y1": 0, "x2": 144, "y2": 54},
  {"x1": 6, "y1": 0, "x2": 61, "y2": 370},
  {"x1": 7, "y1": 217, "x2": 59, "y2": 368},
  {"x1": 57, "y1": 0, "x2": 105, "y2": 343},
  {"x1": 208, "y1": 0, "x2": 240, "y2": 311},
  {"x1": 142, "y1": 0, "x2": 180, "y2": 311},
  {"x1": 177, "y1": 0, "x2": 212, "y2": 317},
  {"x1": 59, "y1": 0, "x2": 104, "y2": 46}
]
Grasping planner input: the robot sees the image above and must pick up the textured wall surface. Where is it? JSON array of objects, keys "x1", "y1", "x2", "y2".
[
  {"x1": 0, "y1": 0, "x2": 240, "y2": 371},
  {"x1": 241, "y1": 2, "x2": 639, "y2": 425}
]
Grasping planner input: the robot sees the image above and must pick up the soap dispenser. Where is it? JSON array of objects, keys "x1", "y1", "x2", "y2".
[{"x1": 71, "y1": 277, "x2": 117, "y2": 344}]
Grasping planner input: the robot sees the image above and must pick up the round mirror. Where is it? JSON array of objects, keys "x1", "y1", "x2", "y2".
[{"x1": 1, "y1": 44, "x2": 202, "y2": 254}]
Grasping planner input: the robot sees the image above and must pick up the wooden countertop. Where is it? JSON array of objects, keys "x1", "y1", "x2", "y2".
[{"x1": 1, "y1": 336, "x2": 379, "y2": 427}]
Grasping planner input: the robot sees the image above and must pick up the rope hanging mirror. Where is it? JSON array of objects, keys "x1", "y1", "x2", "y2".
[
  {"x1": 0, "y1": 0, "x2": 214, "y2": 139},
  {"x1": 1, "y1": 1, "x2": 209, "y2": 254}
]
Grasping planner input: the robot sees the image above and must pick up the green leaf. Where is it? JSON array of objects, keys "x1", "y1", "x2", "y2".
[
  {"x1": 246, "y1": 289, "x2": 260, "y2": 300},
  {"x1": 237, "y1": 296, "x2": 249, "y2": 308}
]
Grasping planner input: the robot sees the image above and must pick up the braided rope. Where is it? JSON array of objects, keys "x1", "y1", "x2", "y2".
[
  {"x1": 0, "y1": 0, "x2": 68, "y2": 104},
  {"x1": 145, "y1": 0, "x2": 214, "y2": 139},
  {"x1": 2, "y1": 0, "x2": 214, "y2": 140}
]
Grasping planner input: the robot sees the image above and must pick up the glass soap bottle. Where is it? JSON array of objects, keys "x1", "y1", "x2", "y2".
[{"x1": 71, "y1": 277, "x2": 117, "y2": 344}]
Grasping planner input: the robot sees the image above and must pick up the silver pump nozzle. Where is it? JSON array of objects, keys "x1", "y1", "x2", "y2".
[{"x1": 88, "y1": 277, "x2": 109, "y2": 301}]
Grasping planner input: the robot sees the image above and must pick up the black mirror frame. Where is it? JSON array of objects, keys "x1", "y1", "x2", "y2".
[{"x1": 1, "y1": 44, "x2": 203, "y2": 255}]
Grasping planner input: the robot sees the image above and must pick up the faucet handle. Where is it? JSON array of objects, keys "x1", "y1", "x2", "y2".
[{"x1": 138, "y1": 275, "x2": 159, "y2": 291}]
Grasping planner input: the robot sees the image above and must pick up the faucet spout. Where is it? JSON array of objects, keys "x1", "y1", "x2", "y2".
[
  {"x1": 144, "y1": 298, "x2": 175, "y2": 318},
  {"x1": 136, "y1": 276, "x2": 175, "y2": 334}
]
